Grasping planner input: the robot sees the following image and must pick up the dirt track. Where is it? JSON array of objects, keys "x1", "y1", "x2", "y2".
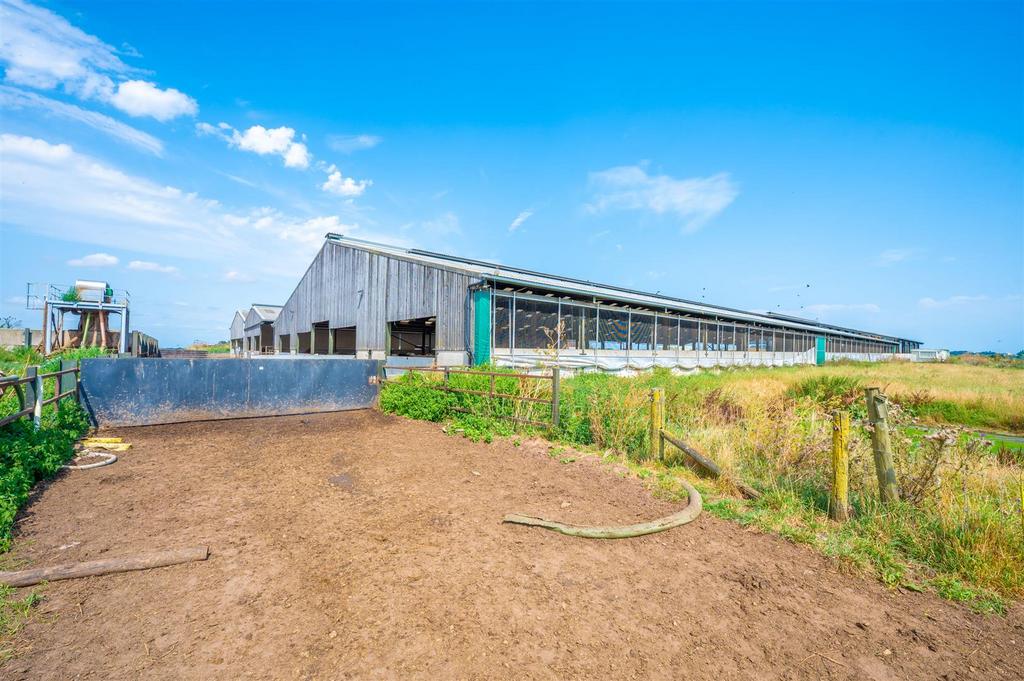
[{"x1": 2, "y1": 410, "x2": 1022, "y2": 679}]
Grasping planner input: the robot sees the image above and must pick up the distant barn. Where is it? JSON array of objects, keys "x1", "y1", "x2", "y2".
[
  {"x1": 264, "y1": 234, "x2": 920, "y2": 370},
  {"x1": 229, "y1": 304, "x2": 282, "y2": 354}
]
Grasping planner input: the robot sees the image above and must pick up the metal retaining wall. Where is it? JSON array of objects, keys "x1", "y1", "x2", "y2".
[{"x1": 80, "y1": 357, "x2": 380, "y2": 427}]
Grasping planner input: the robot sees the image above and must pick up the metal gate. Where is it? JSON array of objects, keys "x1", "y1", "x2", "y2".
[{"x1": 79, "y1": 357, "x2": 380, "y2": 427}]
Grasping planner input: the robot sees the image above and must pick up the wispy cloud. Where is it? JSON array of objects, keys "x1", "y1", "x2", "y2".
[
  {"x1": 918, "y1": 295, "x2": 988, "y2": 309},
  {"x1": 0, "y1": 133, "x2": 401, "y2": 278},
  {"x1": 0, "y1": 85, "x2": 163, "y2": 155},
  {"x1": 508, "y1": 209, "x2": 533, "y2": 232},
  {"x1": 0, "y1": 0, "x2": 197, "y2": 120},
  {"x1": 419, "y1": 212, "x2": 461, "y2": 238},
  {"x1": 586, "y1": 163, "x2": 738, "y2": 232},
  {"x1": 222, "y1": 270, "x2": 255, "y2": 283},
  {"x1": 67, "y1": 252, "x2": 118, "y2": 267},
  {"x1": 326, "y1": 134, "x2": 381, "y2": 154},
  {"x1": 128, "y1": 260, "x2": 178, "y2": 274},
  {"x1": 874, "y1": 248, "x2": 917, "y2": 267}
]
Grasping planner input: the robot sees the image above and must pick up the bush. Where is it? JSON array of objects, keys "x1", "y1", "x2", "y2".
[
  {"x1": 0, "y1": 403, "x2": 90, "y2": 552},
  {"x1": 379, "y1": 372, "x2": 454, "y2": 422}
]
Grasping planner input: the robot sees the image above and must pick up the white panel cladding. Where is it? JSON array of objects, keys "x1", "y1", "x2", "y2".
[
  {"x1": 229, "y1": 311, "x2": 245, "y2": 340},
  {"x1": 274, "y1": 240, "x2": 470, "y2": 352}
]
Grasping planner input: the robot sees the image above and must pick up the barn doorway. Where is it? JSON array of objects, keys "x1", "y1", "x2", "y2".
[
  {"x1": 389, "y1": 317, "x2": 436, "y2": 356},
  {"x1": 332, "y1": 326, "x2": 356, "y2": 355}
]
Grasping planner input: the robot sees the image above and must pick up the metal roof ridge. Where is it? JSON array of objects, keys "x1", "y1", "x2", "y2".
[{"x1": 323, "y1": 232, "x2": 916, "y2": 343}]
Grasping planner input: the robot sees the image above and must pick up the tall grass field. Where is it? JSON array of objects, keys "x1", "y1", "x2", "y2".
[{"x1": 381, "y1": 359, "x2": 1024, "y2": 613}]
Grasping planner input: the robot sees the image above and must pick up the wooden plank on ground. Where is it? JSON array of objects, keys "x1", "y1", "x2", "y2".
[{"x1": 0, "y1": 546, "x2": 210, "y2": 588}]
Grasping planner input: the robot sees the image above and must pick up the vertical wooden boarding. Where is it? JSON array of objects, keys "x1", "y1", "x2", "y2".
[
  {"x1": 829, "y1": 411, "x2": 851, "y2": 521},
  {"x1": 865, "y1": 388, "x2": 900, "y2": 503}
]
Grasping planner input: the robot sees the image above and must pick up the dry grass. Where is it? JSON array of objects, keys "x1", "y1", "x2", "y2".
[{"x1": 384, "y1": 360, "x2": 1024, "y2": 611}]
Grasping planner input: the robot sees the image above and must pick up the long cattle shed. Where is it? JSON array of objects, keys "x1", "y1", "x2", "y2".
[{"x1": 267, "y1": 234, "x2": 922, "y2": 371}]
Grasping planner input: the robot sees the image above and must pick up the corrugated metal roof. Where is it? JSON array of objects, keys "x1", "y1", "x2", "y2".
[
  {"x1": 324, "y1": 233, "x2": 919, "y2": 344},
  {"x1": 251, "y1": 305, "x2": 282, "y2": 322}
]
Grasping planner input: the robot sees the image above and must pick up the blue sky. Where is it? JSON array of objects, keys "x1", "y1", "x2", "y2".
[{"x1": 1, "y1": 0, "x2": 1021, "y2": 350}]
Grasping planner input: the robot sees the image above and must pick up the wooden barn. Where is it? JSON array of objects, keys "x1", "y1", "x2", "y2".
[
  {"x1": 270, "y1": 234, "x2": 922, "y2": 370},
  {"x1": 229, "y1": 309, "x2": 246, "y2": 354}
]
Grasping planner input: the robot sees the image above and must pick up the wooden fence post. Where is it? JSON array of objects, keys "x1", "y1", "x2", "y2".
[
  {"x1": 829, "y1": 411, "x2": 851, "y2": 521},
  {"x1": 31, "y1": 366, "x2": 43, "y2": 430},
  {"x1": 23, "y1": 366, "x2": 37, "y2": 425},
  {"x1": 865, "y1": 387, "x2": 900, "y2": 503},
  {"x1": 551, "y1": 366, "x2": 560, "y2": 430},
  {"x1": 650, "y1": 387, "x2": 665, "y2": 460}
]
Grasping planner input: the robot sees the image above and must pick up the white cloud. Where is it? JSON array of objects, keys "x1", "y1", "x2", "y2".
[
  {"x1": 67, "y1": 252, "x2": 118, "y2": 267},
  {"x1": 0, "y1": 133, "x2": 404, "y2": 277},
  {"x1": 222, "y1": 270, "x2": 255, "y2": 283},
  {"x1": 0, "y1": 0, "x2": 196, "y2": 120},
  {"x1": 874, "y1": 248, "x2": 916, "y2": 266},
  {"x1": 321, "y1": 167, "x2": 371, "y2": 197},
  {"x1": 586, "y1": 164, "x2": 738, "y2": 232},
  {"x1": 0, "y1": 85, "x2": 163, "y2": 155},
  {"x1": 508, "y1": 209, "x2": 533, "y2": 232},
  {"x1": 0, "y1": 132, "x2": 73, "y2": 162},
  {"x1": 918, "y1": 295, "x2": 988, "y2": 309},
  {"x1": 108, "y1": 79, "x2": 197, "y2": 121},
  {"x1": 283, "y1": 142, "x2": 310, "y2": 169},
  {"x1": 128, "y1": 259, "x2": 178, "y2": 274},
  {"x1": 326, "y1": 134, "x2": 381, "y2": 153},
  {"x1": 198, "y1": 122, "x2": 310, "y2": 169}
]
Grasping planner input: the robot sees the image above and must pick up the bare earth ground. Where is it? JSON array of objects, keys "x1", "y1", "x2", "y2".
[{"x1": 2, "y1": 410, "x2": 1021, "y2": 680}]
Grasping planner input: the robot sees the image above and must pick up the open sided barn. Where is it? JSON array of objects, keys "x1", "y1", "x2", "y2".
[
  {"x1": 272, "y1": 234, "x2": 921, "y2": 370},
  {"x1": 243, "y1": 304, "x2": 281, "y2": 353}
]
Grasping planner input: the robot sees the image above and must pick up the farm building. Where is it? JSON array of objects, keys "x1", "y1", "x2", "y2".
[
  {"x1": 229, "y1": 309, "x2": 246, "y2": 354},
  {"x1": 242, "y1": 304, "x2": 282, "y2": 354},
  {"x1": 270, "y1": 234, "x2": 922, "y2": 370}
]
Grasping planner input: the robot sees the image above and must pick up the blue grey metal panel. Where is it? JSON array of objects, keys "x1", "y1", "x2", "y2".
[{"x1": 80, "y1": 358, "x2": 380, "y2": 427}]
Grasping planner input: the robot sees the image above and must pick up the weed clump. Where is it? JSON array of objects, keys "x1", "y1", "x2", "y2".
[{"x1": 786, "y1": 374, "x2": 862, "y2": 411}]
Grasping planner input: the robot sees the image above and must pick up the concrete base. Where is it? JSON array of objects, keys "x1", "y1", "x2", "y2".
[
  {"x1": 356, "y1": 350, "x2": 388, "y2": 360},
  {"x1": 436, "y1": 351, "x2": 469, "y2": 367}
]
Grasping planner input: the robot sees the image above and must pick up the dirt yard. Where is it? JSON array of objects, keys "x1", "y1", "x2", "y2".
[{"x1": 2, "y1": 410, "x2": 1021, "y2": 679}]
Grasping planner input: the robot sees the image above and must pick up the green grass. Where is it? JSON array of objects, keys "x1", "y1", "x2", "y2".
[
  {"x1": 0, "y1": 585, "x2": 42, "y2": 660},
  {"x1": 381, "y1": 362, "x2": 1024, "y2": 612}
]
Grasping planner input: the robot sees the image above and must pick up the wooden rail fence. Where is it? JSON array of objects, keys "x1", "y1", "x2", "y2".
[
  {"x1": 381, "y1": 365, "x2": 561, "y2": 429},
  {"x1": 0, "y1": 360, "x2": 80, "y2": 429}
]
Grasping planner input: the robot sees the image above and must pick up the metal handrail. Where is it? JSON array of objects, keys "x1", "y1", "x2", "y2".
[{"x1": 38, "y1": 367, "x2": 80, "y2": 380}]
